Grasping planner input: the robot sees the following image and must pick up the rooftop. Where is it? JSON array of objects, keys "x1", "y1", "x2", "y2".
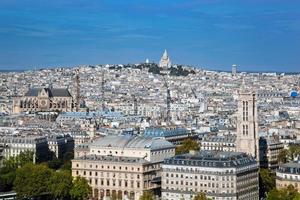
[
  {"x1": 201, "y1": 135, "x2": 236, "y2": 143},
  {"x1": 73, "y1": 154, "x2": 149, "y2": 164},
  {"x1": 90, "y1": 135, "x2": 174, "y2": 150},
  {"x1": 25, "y1": 87, "x2": 72, "y2": 97},
  {"x1": 144, "y1": 126, "x2": 188, "y2": 137},
  {"x1": 164, "y1": 150, "x2": 257, "y2": 168}
]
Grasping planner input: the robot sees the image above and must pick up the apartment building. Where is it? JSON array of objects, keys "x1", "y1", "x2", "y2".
[{"x1": 161, "y1": 151, "x2": 259, "y2": 200}]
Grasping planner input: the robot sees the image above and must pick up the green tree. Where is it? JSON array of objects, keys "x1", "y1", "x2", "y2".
[
  {"x1": 288, "y1": 144, "x2": 300, "y2": 161},
  {"x1": 278, "y1": 149, "x2": 288, "y2": 164},
  {"x1": 259, "y1": 168, "x2": 276, "y2": 197},
  {"x1": 267, "y1": 185, "x2": 300, "y2": 200},
  {"x1": 0, "y1": 170, "x2": 15, "y2": 192},
  {"x1": 0, "y1": 150, "x2": 34, "y2": 192},
  {"x1": 17, "y1": 150, "x2": 34, "y2": 166},
  {"x1": 14, "y1": 163, "x2": 53, "y2": 199},
  {"x1": 70, "y1": 176, "x2": 92, "y2": 200},
  {"x1": 193, "y1": 192, "x2": 210, "y2": 200},
  {"x1": 175, "y1": 138, "x2": 199, "y2": 155},
  {"x1": 49, "y1": 170, "x2": 73, "y2": 199},
  {"x1": 139, "y1": 190, "x2": 155, "y2": 200},
  {"x1": 47, "y1": 156, "x2": 63, "y2": 170}
]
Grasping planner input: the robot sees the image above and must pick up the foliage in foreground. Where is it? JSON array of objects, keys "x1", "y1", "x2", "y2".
[
  {"x1": 70, "y1": 176, "x2": 92, "y2": 200},
  {"x1": 193, "y1": 192, "x2": 211, "y2": 200},
  {"x1": 266, "y1": 185, "x2": 300, "y2": 200},
  {"x1": 0, "y1": 150, "x2": 33, "y2": 192},
  {"x1": 139, "y1": 190, "x2": 155, "y2": 200},
  {"x1": 13, "y1": 163, "x2": 91, "y2": 200},
  {"x1": 259, "y1": 168, "x2": 276, "y2": 197}
]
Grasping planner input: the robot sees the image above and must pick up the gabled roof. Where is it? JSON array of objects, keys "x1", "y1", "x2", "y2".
[{"x1": 25, "y1": 87, "x2": 72, "y2": 97}]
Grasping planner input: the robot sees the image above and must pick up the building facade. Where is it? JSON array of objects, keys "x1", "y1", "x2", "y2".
[
  {"x1": 0, "y1": 136, "x2": 49, "y2": 163},
  {"x1": 200, "y1": 135, "x2": 236, "y2": 152},
  {"x1": 13, "y1": 87, "x2": 73, "y2": 113},
  {"x1": 259, "y1": 136, "x2": 284, "y2": 169},
  {"x1": 48, "y1": 134, "x2": 74, "y2": 159},
  {"x1": 276, "y1": 162, "x2": 300, "y2": 191},
  {"x1": 161, "y1": 151, "x2": 259, "y2": 200},
  {"x1": 72, "y1": 135, "x2": 175, "y2": 200},
  {"x1": 236, "y1": 89, "x2": 259, "y2": 160}
]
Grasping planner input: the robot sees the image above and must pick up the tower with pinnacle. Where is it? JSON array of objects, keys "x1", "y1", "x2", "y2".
[
  {"x1": 236, "y1": 81, "x2": 259, "y2": 160},
  {"x1": 159, "y1": 49, "x2": 171, "y2": 68}
]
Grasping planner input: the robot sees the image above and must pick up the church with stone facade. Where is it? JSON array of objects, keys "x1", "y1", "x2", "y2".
[
  {"x1": 13, "y1": 87, "x2": 73, "y2": 113},
  {"x1": 159, "y1": 49, "x2": 171, "y2": 68}
]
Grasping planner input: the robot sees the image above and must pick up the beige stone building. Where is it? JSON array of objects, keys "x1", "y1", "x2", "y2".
[
  {"x1": 200, "y1": 135, "x2": 236, "y2": 152},
  {"x1": 72, "y1": 135, "x2": 175, "y2": 200},
  {"x1": 161, "y1": 151, "x2": 259, "y2": 200},
  {"x1": 259, "y1": 136, "x2": 284, "y2": 169},
  {"x1": 0, "y1": 135, "x2": 49, "y2": 163},
  {"x1": 236, "y1": 88, "x2": 259, "y2": 160},
  {"x1": 276, "y1": 162, "x2": 300, "y2": 191},
  {"x1": 13, "y1": 87, "x2": 73, "y2": 113}
]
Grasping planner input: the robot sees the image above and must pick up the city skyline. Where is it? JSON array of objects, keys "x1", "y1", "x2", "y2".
[{"x1": 0, "y1": 0, "x2": 300, "y2": 72}]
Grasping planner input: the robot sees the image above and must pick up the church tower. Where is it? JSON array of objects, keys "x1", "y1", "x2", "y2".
[
  {"x1": 159, "y1": 49, "x2": 171, "y2": 68},
  {"x1": 236, "y1": 83, "x2": 259, "y2": 160}
]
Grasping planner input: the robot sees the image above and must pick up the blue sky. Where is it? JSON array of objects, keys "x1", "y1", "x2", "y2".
[{"x1": 0, "y1": 0, "x2": 299, "y2": 72}]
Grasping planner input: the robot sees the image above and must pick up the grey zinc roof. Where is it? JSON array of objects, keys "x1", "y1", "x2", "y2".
[
  {"x1": 91, "y1": 135, "x2": 174, "y2": 150},
  {"x1": 144, "y1": 126, "x2": 188, "y2": 137},
  {"x1": 25, "y1": 87, "x2": 72, "y2": 97},
  {"x1": 202, "y1": 135, "x2": 236, "y2": 143},
  {"x1": 74, "y1": 154, "x2": 149, "y2": 164},
  {"x1": 164, "y1": 150, "x2": 257, "y2": 168},
  {"x1": 50, "y1": 88, "x2": 72, "y2": 97}
]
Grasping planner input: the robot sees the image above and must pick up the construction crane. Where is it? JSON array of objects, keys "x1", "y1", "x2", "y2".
[
  {"x1": 75, "y1": 69, "x2": 80, "y2": 112},
  {"x1": 101, "y1": 71, "x2": 105, "y2": 111},
  {"x1": 162, "y1": 76, "x2": 171, "y2": 123}
]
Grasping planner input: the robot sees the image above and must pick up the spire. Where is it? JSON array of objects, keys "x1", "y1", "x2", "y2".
[
  {"x1": 240, "y1": 77, "x2": 246, "y2": 92},
  {"x1": 159, "y1": 49, "x2": 171, "y2": 68},
  {"x1": 163, "y1": 49, "x2": 168, "y2": 58}
]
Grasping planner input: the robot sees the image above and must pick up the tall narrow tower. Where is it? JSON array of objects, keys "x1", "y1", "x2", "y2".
[
  {"x1": 236, "y1": 84, "x2": 259, "y2": 160},
  {"x1": 232, "y1": 64, "x2": 237, "y2": 76}
]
